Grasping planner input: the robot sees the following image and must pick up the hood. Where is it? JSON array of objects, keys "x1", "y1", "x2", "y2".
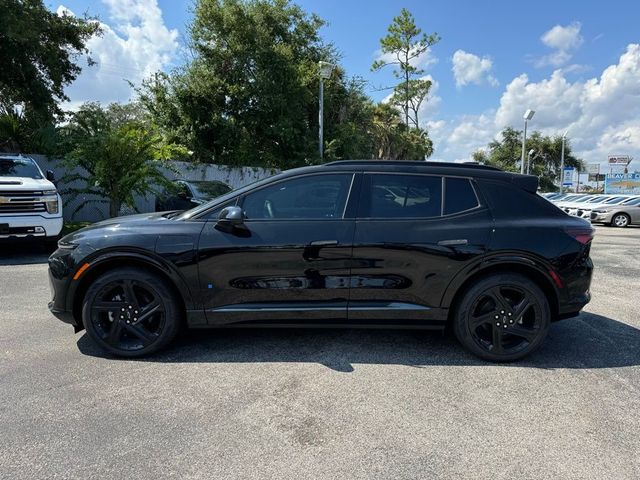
[
  {"x1": 0, "y1": 176, "x2": 56, "y2": 192},
  {"x1": 58, "y1": 211, "x2": 181, "y2": 247}
]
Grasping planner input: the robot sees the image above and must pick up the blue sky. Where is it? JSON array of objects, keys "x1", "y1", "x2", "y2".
[{"x1": 51, "y1": 0, "x2": 640, "y2": 166}]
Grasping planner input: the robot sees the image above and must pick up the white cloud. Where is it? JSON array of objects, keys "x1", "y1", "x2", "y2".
[
  {"x1": 59, "y1": 0, "x2": 179, "y2": 109},
  {"x1": 425, "y1": 44, "x2": 640, "y2": 167},
  {"x1": 535, "y1": 22, "x2": 583, "y2": 67},
  {"x1": 451, "y1": 50, "x2": 498, "y2": 87}
]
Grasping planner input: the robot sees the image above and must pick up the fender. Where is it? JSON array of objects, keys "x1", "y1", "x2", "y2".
[
  {"x1": 440, "y1": 251, "x2": 561, "y2": 309},
  {"x1": 65, "y1": 247, "x2": 198, "y2": 315}
]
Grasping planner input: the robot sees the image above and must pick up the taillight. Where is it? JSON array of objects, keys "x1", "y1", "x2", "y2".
[{"x1": 565, "y1": 227, "x2": 594, "y2": 245}]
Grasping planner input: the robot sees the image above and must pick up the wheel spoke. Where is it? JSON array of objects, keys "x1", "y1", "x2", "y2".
[
  {"x1": 124, "y1": 323, "x2": 155, "y2": 345},
  {"x1": 512, "y1": 297, "x2": 532, "y2": 320},
  {"x1": 107, "y1": 320, "x2": 124, "y2": 344},
  {"x1": 489, "y1": 286, "x2": 511, "y2": 313},
  {"x1": 470, "y1": 312, "x2": 496, "y2": 329},
  {"x1": 123, "y1": 280, "x2": 140, "y2": 310},
  {"x1": 491, "y1": 325, "x2": 504, "y2": 353},
  {"x1": 93, "y1": 300, "x2": 126, "y2": 311},
  {"x1": 507, "y1": 325, "x2": 538, "y2": 342},
  {"x1": 137, "y1": 300, "x2": 162, "y2": 323}
]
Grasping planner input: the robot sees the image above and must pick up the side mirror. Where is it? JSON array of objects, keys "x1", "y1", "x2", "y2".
[
  {"x1": 217, "y1": 206, "x2": 245, "y2": 226},
  {"x1": 45, "y1": 170, "x2": 55, "y2": 182}
]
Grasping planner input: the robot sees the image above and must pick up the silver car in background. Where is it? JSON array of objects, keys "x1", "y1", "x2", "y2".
[{"x1": 590, "y1": 196, "x2": 640, "y2": 227}]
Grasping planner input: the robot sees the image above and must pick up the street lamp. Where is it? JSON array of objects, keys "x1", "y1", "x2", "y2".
[
  {"x1": 318, "y1": 61, "x2": 335, "y2": 160},
  {"x1": 527, "y1": 148, "x2": 535, "y2": 175},
  {"x1": 559, "y1": 130, "x2": 568, "y2": 193},
  {"x1": 520, "y1": 109, "x2": 535, "y2": 174}
]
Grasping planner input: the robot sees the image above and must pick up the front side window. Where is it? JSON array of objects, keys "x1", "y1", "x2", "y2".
[
  {"x1": 361, "y1": 174, "x2": 442, "y2": 218},
  {"x1": 241, "y1": 174, "x2": 352, "y2": 220}
]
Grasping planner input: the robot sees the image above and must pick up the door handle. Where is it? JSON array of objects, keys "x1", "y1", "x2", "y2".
[
  {"x1": 309, "y1": 240, "x2": 338, "y2": 246},
  {"x1": 437, "y1": 239, "x2": 468, "y2": 246}
]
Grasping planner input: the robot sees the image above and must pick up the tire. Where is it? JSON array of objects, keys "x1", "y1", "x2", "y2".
[
  {"x1": 82, "y1": 267, "x2": 182, "y2": 357},
  {"x1": 453, "y1": 273, "x2": 550, "y2": 362},
  {"x1": 611, "y1": 213, "x2": 630, "y2": 228}
]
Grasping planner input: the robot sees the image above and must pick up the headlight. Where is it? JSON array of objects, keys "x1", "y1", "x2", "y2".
[{"x1": 44, "y1": 195, "x2": 59, "y2": 214}]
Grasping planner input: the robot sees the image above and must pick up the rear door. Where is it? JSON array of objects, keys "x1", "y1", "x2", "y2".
[{"x1": 348, "y1": 173, "x2": 492, "y2": 325}]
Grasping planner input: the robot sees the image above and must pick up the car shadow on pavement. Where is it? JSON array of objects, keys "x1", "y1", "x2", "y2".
[
  {"x1": 76, "y1": 311, "x2": 640, "y2": 371},
  {"x1": 0, "y1": 243, "x2": 53, "y2": 265}
]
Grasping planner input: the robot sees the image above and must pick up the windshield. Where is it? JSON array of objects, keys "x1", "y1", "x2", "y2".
[
  {"x1": 189, "y1": 181, "x2": 232, "y2": 199},
  {"x1": 621, "y1": 197, "x2": 640, "y2": 205},
  {"x1": 0, "y1": 157, "x2": 42, "y2": 179},
  {"x1": 586, "y1": 196, "x2": 607, "y2": 203}
]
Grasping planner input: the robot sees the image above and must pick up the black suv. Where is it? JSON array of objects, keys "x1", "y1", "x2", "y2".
[{"x1": 48, "y1": 161, "x2": 594, "y2": 361}]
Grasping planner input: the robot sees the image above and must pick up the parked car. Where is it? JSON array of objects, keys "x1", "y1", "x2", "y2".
[
  {"x1": 48, "y1": 161, "x2": 594, "y2": 362},
  {"x1": 155, "y1": 179, "x2": 232, "y2": 212},
  {"x1": 0, "y1": 154, "x2": 62, "y2": 244},
  {"x1": 591, "y1": 196, "x2": 640, "y2": 227}
]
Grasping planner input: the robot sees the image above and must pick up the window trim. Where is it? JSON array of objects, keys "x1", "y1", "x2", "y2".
[
  {"x1": 357, "y1": 172, "x2": 483, "y2": 220},
  {"x1": 237, "y1": 172, "x2": 356, "y2": 222}
]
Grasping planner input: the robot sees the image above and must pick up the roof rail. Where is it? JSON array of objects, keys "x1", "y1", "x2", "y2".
[{"x1": 323, "y1": 160, "x2": 502, "y2": 171}]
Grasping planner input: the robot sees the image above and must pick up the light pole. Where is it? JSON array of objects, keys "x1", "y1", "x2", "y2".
[
  {"x1": 526, "y1": 148, "x2": 535, "y2": 175},
  {"x1": 559, "y1": 130, "x2": 568, "y2": 193},
  {"x1": 318, "y1": 61, "x2": 335, "y2": 160},
  {"x1": 520, "y1": 109, "x2": 535, "y2": 174}
]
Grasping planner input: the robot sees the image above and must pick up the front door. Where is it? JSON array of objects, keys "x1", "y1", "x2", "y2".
[{"x1": 197, "y1": 172, "x2": 356, "y2": 326}]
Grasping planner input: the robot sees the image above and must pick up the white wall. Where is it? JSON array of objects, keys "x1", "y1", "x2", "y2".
[{"x1": 29, "y1": 154, "x2": 277, "y2": 222}]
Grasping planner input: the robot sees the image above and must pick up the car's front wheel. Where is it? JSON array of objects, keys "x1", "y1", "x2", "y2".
[
  {"x1": 453, "y1": 273, "x2": 550, "y2": 362},
  {"x1": 611, "y1": 213, "x2": 630, "y2": 228},
  {"x1": 82, "y1": 267, "x2": 182, "y2": 357}
]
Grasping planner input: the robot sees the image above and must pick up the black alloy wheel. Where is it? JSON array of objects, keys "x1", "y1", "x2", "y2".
[
  {"x1": 82, "y1": 268, "x2": 181, "y2": 357},
  {"x1": 454, "y1": 273, "x2": 550, "y2": 361}
]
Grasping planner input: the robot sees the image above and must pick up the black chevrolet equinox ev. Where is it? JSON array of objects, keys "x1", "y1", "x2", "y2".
[{"x1": 49, "y1": 161, "x2": 594, "y2": 361}]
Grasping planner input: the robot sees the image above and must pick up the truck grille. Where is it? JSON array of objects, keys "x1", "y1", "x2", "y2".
[{"x1": 0, "y1": 191, "x2": 48, "y2": 214}]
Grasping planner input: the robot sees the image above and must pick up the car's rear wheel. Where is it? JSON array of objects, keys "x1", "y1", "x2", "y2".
[
  {"x1": 453, "y1": 273, "x2": 550, "y2": 362},
  {"x1": 611, "y1": 213, "x2": 630, "y2": 228},
  {"x1": 82, "y1": 267, "x2": 181, "y2": 357}
]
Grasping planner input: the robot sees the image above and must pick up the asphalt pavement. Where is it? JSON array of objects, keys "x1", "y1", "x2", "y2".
[{"x1": 1, "y1": 227, "x2": 639, "y2": 479}]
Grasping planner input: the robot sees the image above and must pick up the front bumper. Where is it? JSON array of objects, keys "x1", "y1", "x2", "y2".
[
  {"x1": 590, "y1": 211, "x2": 613, "y2": 223},
  {"x1": 0, "y1": 214, "x2": 62, "y2": 239}
]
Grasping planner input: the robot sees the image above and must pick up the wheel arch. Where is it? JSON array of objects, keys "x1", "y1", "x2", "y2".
[
  {"x1": 69, "y1": 252, "x2": 192, "y2": 328},
  {"x1": 443, "y1": 259, "x2": 560, "y2": 324}
]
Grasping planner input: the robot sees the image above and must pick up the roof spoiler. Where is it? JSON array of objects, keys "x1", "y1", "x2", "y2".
[{"x1": 511, "y1": 174, "x2": 538, "y2": 193}]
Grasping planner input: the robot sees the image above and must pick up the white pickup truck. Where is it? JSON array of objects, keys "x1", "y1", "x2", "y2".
[{"x1": 0, "y1": 154, "x2": 63, "y2": 244}]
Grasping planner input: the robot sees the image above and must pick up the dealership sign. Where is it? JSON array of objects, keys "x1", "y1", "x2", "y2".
[
  {"x1": 608, "y1": 155, "x2": 632, "y2": 165},
  {"x1": 604, "y1": 172, "x2": 640, "y2": 194},
  {"x1": 562, "y1": 167, "x2": 574, "y2": 187}
]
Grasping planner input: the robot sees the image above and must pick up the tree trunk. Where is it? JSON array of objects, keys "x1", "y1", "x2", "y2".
[{"x1": 109, "y1": 199, "x2": 121, "y2": 218}]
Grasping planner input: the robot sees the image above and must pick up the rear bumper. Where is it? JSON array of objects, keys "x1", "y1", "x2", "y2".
[{"x1": 0, "y1": 214, "x2": 62, "y2": 239}]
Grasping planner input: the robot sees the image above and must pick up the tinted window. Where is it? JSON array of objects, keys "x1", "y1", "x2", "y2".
[
  {"x1": 242, "y1": 174, "x2": 352, "y2": 220},
  {"x1": 444, "y1": 177, "x2": 478, "y2": 215},
  {"x1": 362, "y1": 174, "x2": 442, "y2": 218}
]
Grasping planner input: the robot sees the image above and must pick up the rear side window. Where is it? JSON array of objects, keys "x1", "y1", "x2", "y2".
[
  {"x1": 361, "y1": 174, "x2": 442, "y2": 218},
  {"x1": 444, "y1": 177, "x2": 478, "y2": 215}
]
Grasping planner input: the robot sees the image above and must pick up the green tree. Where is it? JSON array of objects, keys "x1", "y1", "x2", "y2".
[
  {"x1": 139, "y1": 0, "x2": 335, "y2": 168},
  {"x1": 61, "y1": 103, "x2": 187, "y2": 218},
  {"x1": 372, "y1": 8, "x2": 440, "y2": 129},
  {"x1": 0, "y1": 0, "x2": 100, "y2": 121},
  {"x1": 370, "y1": 102, "x2": 433, "y2": 160},
  {"x1": 473, "y1": 127, "x2": 583, "y2": 191}
]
